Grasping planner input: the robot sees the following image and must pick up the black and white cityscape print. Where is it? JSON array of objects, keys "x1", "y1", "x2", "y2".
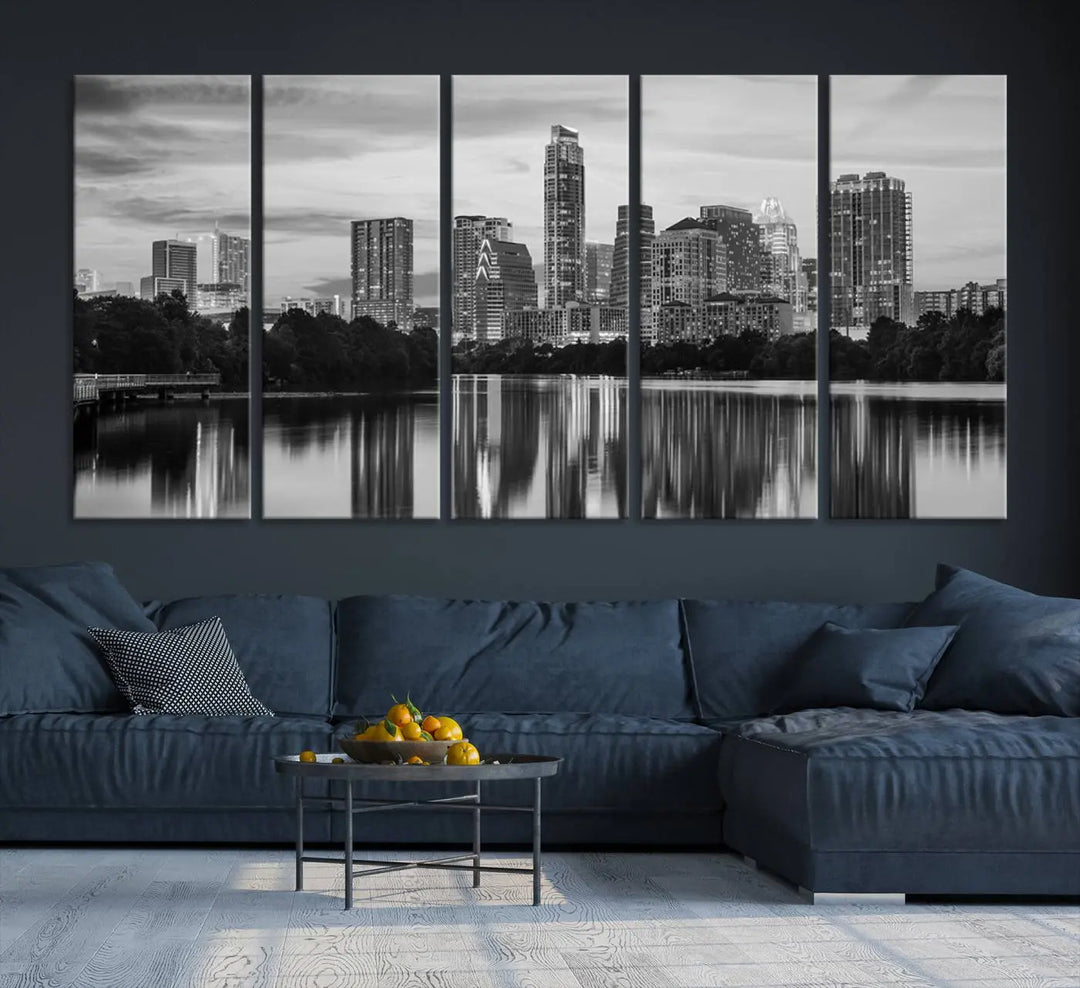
[
  {"x1": 451, "y1": 75, "x2": 628, "y2": 519},
  {"x1": 642, "y1": 75, "x2": 818, "y2": 519},
  {"x1": 830, "y1": 75, "x2": 1007, "y2": 519},
  {"x1": 73, "y1": 75, "x2": 251, "y2": 519},
  {"x1": 262, "y1": 75, "x2": 439, "y2": 519},
  {"x1": 71, "y1": 74, "x2": 1006, "y2": 523}
]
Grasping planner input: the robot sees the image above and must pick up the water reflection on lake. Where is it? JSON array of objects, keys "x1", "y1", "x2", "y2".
[
  {"x1": 642, "y1": 380, "x2": 818, "y2": 519},
  {"x1": 73, "y1": 398, "x2": 250, "y2": 518},
  {"x1": 263, "y1": 393, "x2": 439, "y2": 518},
  {"x1": 453, "y1": 375, "x2": 626, "y2": 518},
  {"x1": 831, "y1": 382, "x2": 1006, "y2": 518}
]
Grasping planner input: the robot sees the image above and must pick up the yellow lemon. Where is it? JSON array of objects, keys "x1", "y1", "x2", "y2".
[{"x1": 446, "y1": 741, "x2": 480, "y2": 766}]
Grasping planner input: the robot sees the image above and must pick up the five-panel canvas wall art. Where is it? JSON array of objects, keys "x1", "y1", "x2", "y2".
[{"x1": 73, "y1": 75, "x2": 1007, "y2": 521}]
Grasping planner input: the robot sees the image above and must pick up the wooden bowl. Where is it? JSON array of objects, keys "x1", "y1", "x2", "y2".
[{"x1": 336, "y1": 737, "x2": 465, "y2": 764}]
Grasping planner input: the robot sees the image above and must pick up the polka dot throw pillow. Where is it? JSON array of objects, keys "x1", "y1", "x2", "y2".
[{"x1": 87, "y1": 617, "x2": 273, "y2": 716}]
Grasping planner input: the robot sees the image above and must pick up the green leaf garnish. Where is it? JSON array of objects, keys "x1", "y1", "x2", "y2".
[
  {"x1": 419, "y1": 730, "x2": 434, "y2": 741},
  {"x1": 383, "y1": 718, "x2": 397, "y2": 737},
  {"x1": 405, "y1": 692, "x2": 423, "y2": 722}
]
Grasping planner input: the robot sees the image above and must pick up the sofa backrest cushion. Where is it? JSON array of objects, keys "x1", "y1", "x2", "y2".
[
  {"x1": 334, "y1": 595, "x2": 691, "y2": 720},
  {"x1": 0, "y1": 561, "x2": 155, "y2": 714},
  {"x1": 150, "y1": 594, "x2": 334, "y2": 718},
  {"x1": 908, "y1": 564, "x2": 1080, "y2": 716},
  {"x1": 682, "y1": 599, "x2": 916, "y2": 721}
]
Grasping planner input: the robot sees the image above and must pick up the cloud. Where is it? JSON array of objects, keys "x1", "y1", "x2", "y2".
[
  {"x1": 452, "y1": 78, "x2": 627, "y2": 139},
  {"x1": 75, "y1": 75, "x2": 249, "y2": 114},
  {"x1": 99, "y1": 195, "x2": 248, "y2": 232}
]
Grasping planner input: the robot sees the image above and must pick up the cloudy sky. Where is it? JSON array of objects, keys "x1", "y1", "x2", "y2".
[
  {"x1": 454, "y1": 75, "x2": 628, "y2": 306},
  {"x1": 265, "y1": 76, "x2": 439, "y2": 307},
  {"x1": 75, "y1": 75, "x2": 250, "y2": 289},
  {"x1": 832, "y1": 75, "x2": 1006, "y2": 291},
  {"x1": 643, "y1": 75, "x2": 817, "y2": 247}
]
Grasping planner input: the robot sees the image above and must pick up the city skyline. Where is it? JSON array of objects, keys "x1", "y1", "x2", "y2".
[
  {"x1": 454, "y1": 75, "x2": 629, "y2": 308},
  {"x1": 643, "y1": 76, "x2": 817, "y2": 253},
  {"x1": 264, "y1": 75, "x2": 439, "y2": 309},
  {"x1": 832, "y1": 75, "x2": 1006, "y2": 291},
  {"x1": 74, "y1": 75, "x2": 250, "y2": 291}
]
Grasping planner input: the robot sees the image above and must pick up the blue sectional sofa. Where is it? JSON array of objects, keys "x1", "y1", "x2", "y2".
[{"x1": 1, "y1": 562, "x2": 1078, "y2": 897}]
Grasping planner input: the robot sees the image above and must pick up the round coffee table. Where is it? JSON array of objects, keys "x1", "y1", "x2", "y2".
[{"x1": 274, "y1": 753, "x2": 562, "y2": 908}]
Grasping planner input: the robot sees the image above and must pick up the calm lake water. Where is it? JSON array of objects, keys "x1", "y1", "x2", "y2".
[
  {"x1": 73, "y1": 378, "x2": 1006, "y2": 521},
  {"x1": 831, "y1": 381, "x2": 1006, "y2": 518},
  {"x1": 73, "y1": 398, "x2": 250, "y2": 518},
  {"x1": 643, "y1": 379, "x2": 818, "y2": 519},
  {"x1": 453, "y1": 375, "x2": 626, "y2": 518},
  {"x1": 264, "y1": 392, "x2": 439, "y2": 518}
]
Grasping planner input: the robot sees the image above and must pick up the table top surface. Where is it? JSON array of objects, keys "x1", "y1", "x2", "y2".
[{"x1": 274, "y1": 753, "x2": 562, "y2": 782}]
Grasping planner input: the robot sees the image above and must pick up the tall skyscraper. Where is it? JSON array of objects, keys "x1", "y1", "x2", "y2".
[
  {"x1": 141, "y1": 239, "x2": 197, "y2": 303},
  {"x1": 453, "y1": 215, "x2": 512, "y2": 338},
  {"x1": 216, "y1": 231, "x2": 250, "y2": 291},
  {"x1": 585, "y1": 242, "x2": 614, "y2": 302},
  {"x1": 755, "y1": 197, "x2": 806, "y2": 312},
  {"x1": 611, "y1": 204, "x2": 655, "y2": 339},
  {"x1": 699, "y1": 204, "x2": 758, "y2": 291},
  {"x1": 474, "y1": 238, "x2": 538, "y2": 343},
  {"x1": 180, "y1": 227, "x2": 250, "y2": 291},
  {"x1": 351, "y1": 217, "x2": 414, "y2": 329},
  {"x1": 651, "y1": 218, "x2": 727, "y2": 312},
  {"x1": 543, "y1": 124, "x2": 585, "y2": 308},
  {"x1": 830, "y1": 172, "x2": 914, "y2": 332}
]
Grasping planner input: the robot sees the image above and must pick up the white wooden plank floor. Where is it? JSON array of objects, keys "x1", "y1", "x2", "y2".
[{"x1": 0, "y1": 849, "x2": 1077, "y2": 988}]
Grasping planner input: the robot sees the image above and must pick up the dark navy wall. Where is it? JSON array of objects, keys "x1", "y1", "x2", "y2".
[{"x1": 0, "y1": 0, "x2": 1076, "y2": 603}]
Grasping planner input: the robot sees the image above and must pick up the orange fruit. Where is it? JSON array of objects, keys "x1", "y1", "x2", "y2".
[
  {"x1": 406, "y1": 755, "x2": 425, "y2": 765},
  {"x1": 446, "y1": 741, "x2": 480, "y2": 766},
  {"x1": 421, "y1": 715, "x2": 442, "y2": 734},
  {"x1": 433, "y1": 716, "x2": 463, "y2": 741},
  {"x1": 331, "y1": 757, "x2": 345, "y2": 764},
  {"x1": 386, "y1": 703, "x2": 413, "y2": 727},
  {"x1": 400, "y1": 721, "x2": 423, "y2": 740},
  {"x1": 298, "y1": 750, "x2": 317, "y2": 763}
]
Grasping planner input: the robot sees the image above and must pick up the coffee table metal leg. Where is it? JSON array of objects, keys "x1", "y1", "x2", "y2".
[
  {"x1": 294, "y1": 776, "x2": 304, "y2": 892},
  {"x1": 532, "y1": 777, "x2": 542, "y2": 906},
  {"x1": 473, "y1": 781, "x2": 482, "y2": 888},
  {"x1": 344, "y1": 779, "x2": 354, "y2": 910}
]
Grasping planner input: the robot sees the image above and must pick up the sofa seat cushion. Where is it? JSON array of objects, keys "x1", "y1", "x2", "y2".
[
  {"x1": 718, "y1": 708, "x2": 1080, "y2": 854},
  {"x1": 0, "y1": 562, "x2": 156, "y2": 715},
  {"x1": 682, "y1": 599, "x2": 915, "y2": 721},
  {"x1": 0, "y1": 713, "x2": 332, "y2": 811},
  {"x1": 331, "y1": 712, "x2": 725, "y2": 816},
  {"x1": 335, "y1": 596, "x2": 692, "y2": 720},
  {"x1": 150, "y1": 594, "x2": 334, "y2": 717}
]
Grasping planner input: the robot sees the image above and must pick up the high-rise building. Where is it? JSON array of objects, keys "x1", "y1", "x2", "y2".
[
  {"x1": 801, "y1": 257, "x2": 818, "y2": 313},
  {"x1": 196, "y1": 282, "x2": 246, "y2": 315},
  {"x1": 543, "y1": 124, "x2": 585, "y2": 308},
  {"x1": 280, "y1": 295, "x2": 344, "y2": 318},
  {"x1": 651, "y1": 218, "x2": 727, "y2": 314},
  {"x1": 585, "y1": 242, "x2": 614, "y2": 302},
  {"x1": 611, "y1": 204, "x2": 655, "y2": 340},
  {"x1": 453, "y1": 215, "x2": 512, "y2": 338},
  {"x1": 74, "y1": 268, "x2": 101, "y2": 294},
  {"x1": 474, "y1": 238, "x2": 538, "y2": 343},
  {"x1": 699, "y1": 204, "x2": 758, "y2": 291},
  {"x1": 141, "y1": 240, "x2": 197, "y2": 303},
  {"x1": 351, "y1": 217, "x2": 414, "y2": 329},
  {"x1": 915, "y1": 278, "x2": 1007, "y2": 320},
  {"x1": 830, "y1": 172, "x2": 914, "y2": 332},
  {"x1": 216, "y1": 231, "x2": 250, "y2": 291},
  {"x1": 504, "y1": 303, "x2": 627, "y2": 346},
  {"x1": 180, "y1": 227, "x2": 251, "y2": 290},
  {"x1": 755, "y1": 197, "x2": 806, "y2": 312}
]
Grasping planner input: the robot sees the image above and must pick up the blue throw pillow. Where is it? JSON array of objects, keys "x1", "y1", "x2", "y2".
[
  {"x1": 0, "y1": 562, "x2": 156, "y2": 714},
  {"x1": 771, "y1": 622, "x2": 959, "y2": 714},
  {"x1": 908, "y1": 565, "x2": 1080, "y2": 716}
]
